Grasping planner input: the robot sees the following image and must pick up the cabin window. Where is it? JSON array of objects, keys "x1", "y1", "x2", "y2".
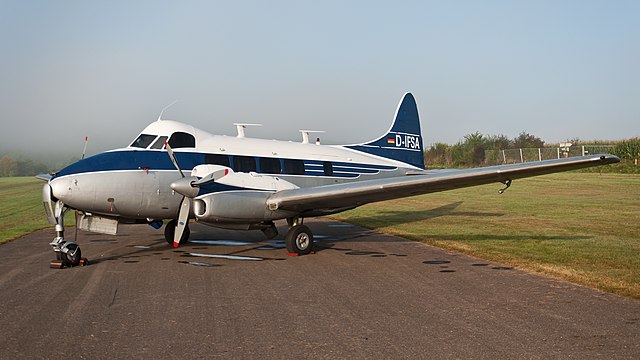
[
  {"x1": 149, "y1": 136, "x2": 168, "y2": 149},
  {"x1": 233, "y1": 156, "x2": 256, "y2": 172},
  {"x1": 259, "y1": 157, "x2": 281, "y2": 174},
  {"x1": 323, "y1": 161, "x2": 333, "y2": 176},
  {"x1": 130, "y1": 134, "x2": 156, "y2": 148},
  {"x1": 168, "y1": 132, "x2": 196, "y2": 148},
  {"x1": 283, "y1": 159, "x2": 305, "y2": 175},
  {"x1": 205, "y1": 154, "x2": 230, "y2": 167}
]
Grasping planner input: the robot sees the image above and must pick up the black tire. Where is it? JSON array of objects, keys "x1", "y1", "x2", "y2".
[
  {"x1": 285, "y1": 225, "x2": 314, "y2": 255},
  {"x1": 62, "y1": 243, "x2": 81, "y2": 266},
  {"x1": 164, "y1": 220, "x2": 190, "y2": 246}
]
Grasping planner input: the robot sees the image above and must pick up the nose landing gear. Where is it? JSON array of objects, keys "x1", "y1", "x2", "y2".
[{"x1": 48, "y1": 202, "x2": 88, "y2": 269}]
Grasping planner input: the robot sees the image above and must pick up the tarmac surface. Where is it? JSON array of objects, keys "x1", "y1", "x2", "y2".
[{"x1": 1, "y1": 218, "x2": 639, "y2": 359}]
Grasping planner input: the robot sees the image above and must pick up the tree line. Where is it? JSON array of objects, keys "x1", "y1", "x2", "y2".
[
  {"x1": 425, "y1": 131, "x2": 545, "y2": 167},
  {"x1": 0, "y1": 154, "x2": 81, "y2": 177},
  {"x1": 426, "y1": 132, "x2": 640, "y2": 168}
]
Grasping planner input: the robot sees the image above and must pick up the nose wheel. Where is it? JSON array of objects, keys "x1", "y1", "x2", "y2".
[{"x1": 50, "y1": 242, "x2": 87, "y2": 268}]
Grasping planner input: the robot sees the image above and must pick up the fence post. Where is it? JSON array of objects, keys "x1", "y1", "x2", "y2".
[
  {"x1": 582, "y1": 146, "x2": 585, "y2": 156},
  {"x1": 519, "y1": 148, "x2": 523, "y2": 163},
  {"x1": 538, "y1": 148, "x2": 542, "y2": 161},
  {"x1": 502, "y1": 150, "x2": 506, "y2": 164},
  {"x1": 557, "y1": 147, "x2": 560, "y2": 159}
]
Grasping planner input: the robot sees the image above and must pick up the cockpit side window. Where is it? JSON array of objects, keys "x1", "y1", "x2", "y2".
[
  {"x1": 130, "y1": 134, "x2": 156, "y2": 148},
  {"x1": 150, "y1": 136, "x2": 168, "y2": 149},
  {"x1": 167, "y1": 132, "x2": 196, "y2": 148}
]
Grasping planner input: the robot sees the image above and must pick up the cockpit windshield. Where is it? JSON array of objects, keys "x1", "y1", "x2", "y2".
[
  {"x1": 129, "y1": 131, "x2": 196, "y2": 149},
  {"x1": 130, "y1": 134, "x2": 156, "y2": 148},
  {"x1": 150, "y1": 136, "x2": 168, "y2": 149}
]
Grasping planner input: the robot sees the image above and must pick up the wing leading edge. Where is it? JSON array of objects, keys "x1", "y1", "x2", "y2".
[{"x1": 266, "y1": 154, "x2": 619, "y2": 213}]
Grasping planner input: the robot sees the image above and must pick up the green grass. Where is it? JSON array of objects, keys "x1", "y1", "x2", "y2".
[
  {"x1": 330, "y1": 172, "x2": 640, "y2": 299},
  {"x1": 0, "y1": 177, "x2": 52, "y2": 244}
]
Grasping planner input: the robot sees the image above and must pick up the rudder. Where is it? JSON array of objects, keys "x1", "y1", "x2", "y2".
[{"x1": 346, "y1": 93, "x2": 424, "y2": 169}]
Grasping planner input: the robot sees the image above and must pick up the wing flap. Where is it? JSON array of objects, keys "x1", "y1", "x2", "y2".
[{"x1": 266, "y1": 154, "x2": 619, "y2": 213}]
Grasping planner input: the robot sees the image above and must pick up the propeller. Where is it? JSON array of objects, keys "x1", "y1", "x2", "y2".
[
  {"x1": 164, "y1": 142, "x2": 228, "y2": 247},
  {"x1": 164, "y1": 142, "x2": 189, "y2": 247}
]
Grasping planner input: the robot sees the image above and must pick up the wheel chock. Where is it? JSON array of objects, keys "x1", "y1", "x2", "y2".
[
  {"x1": 50, "y1": 260, "x2": 65, "y2": 269},
  {"x1": 50, "y1": 258, "x2": 90, "y2": 269}
]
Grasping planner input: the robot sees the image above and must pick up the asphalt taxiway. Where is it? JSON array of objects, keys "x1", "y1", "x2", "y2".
[{"x1": 0, "y1": 219, "x2": 638, "y2": 359}]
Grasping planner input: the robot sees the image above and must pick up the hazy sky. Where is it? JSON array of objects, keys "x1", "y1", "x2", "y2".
[{"x1": 1, "y1": 0, "x2": 638, "y2": 157}]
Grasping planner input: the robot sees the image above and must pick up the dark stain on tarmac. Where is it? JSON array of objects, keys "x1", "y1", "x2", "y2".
[
  {"x1": 472, "y1": 263, "x2": 490, "y2": 266},
  {"x1": 424, "y1": 260, "x2": 451, "y2": 265},
  {"x1": 492, "y1": 266, "x2": 513, "y2": 270},
  {"x1": 345, "y1": 250, "x2": 384, "y2": 256}
]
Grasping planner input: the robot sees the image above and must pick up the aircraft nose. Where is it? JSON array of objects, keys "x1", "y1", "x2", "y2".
[{"x1": 49, "y1": 178, "x2": 70, "y2": 201}]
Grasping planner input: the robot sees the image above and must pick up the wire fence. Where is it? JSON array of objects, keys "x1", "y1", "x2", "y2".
[{"x1": 484, "y1": 145, "x2": 615, "y2": 165}]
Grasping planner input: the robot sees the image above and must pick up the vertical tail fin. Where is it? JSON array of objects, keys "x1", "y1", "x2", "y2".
[{"x1": 346, "y1": 93, "x2": 424, "y2": 169}]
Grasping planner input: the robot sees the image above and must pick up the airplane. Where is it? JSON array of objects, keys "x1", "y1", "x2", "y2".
[{"x1": 38, "y1": 93, "x2": 619, "y2": 267}]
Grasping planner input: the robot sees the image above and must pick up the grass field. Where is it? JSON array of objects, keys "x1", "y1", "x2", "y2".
[
  {"x1": 331, "y1": 172, "x2": 640, "y2": 299},
  {"x1": 0, "y1": 177, "x2": 52, "y2": 244},
  {"x1": 2, "y1": 174, "x2": 639, "y2": 298}
]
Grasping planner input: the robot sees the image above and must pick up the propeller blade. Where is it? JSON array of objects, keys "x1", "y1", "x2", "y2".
[
  {"x1": 174, "y1": 197, "x2": 191, "y2": 248},
  {"x1": 192, "y1": 169, "x2": 230, "y2": 186},
  {"x1": 165, "y1": 141, "x2": 185, "y2": 178}
]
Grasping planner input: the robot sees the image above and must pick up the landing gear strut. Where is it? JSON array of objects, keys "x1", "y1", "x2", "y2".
[{"x1": 285, "y1": 217, "x2": 314, "y2": 255}]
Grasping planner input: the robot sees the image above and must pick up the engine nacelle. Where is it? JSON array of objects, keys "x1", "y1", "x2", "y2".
[{"x1": 193, "y1": 190, "x2": 296, "y2": 223}]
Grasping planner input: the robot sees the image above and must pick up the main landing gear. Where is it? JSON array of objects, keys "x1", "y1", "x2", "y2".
[
  {"x1": 161, "y1": 216, "x2": 314, "y2": 256},
  {"x1": 285, "y1": 217, "x2": 314, "y2": 256},
  {"x1": 49, "y1": 201, "x2": 88, "y2": 269}
]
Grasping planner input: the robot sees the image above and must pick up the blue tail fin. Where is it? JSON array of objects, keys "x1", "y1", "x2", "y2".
[{"x1": 346, "y1": 93, "x2": 424, "y2": 169}]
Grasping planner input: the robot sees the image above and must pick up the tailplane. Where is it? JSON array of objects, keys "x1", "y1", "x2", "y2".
[{"x1": 346, "y1": 93, "x2": 424, "y2": 169}]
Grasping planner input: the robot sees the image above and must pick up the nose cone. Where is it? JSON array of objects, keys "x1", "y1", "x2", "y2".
[
  {"x1": 170, "y1": 177, "x2": 200, "y2": 198},
  {"x1": 49, "y1": 177, "x2": 70, "y2": 201}
]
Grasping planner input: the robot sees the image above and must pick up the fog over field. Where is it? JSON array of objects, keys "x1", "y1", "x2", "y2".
[{"x1": 1, "y1": 1, "x2": 638, "y2": 158}]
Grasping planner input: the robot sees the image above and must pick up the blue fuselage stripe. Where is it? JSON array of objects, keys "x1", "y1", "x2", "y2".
[{"x1": 53, "y1": 150, "x2": 397, "y2": 180}]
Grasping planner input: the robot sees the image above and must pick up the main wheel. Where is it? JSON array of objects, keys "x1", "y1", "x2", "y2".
[
  {"x1": 285, "y1": 225, "x2": 314, "y2": 255},
  {"x1": 61, "y1": 243, "x2": 82, "y2": 266},
  {"x1": 164, "y1": 220, "x2": 190, "y2": 246}
]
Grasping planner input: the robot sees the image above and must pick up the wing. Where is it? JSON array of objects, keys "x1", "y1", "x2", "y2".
[{"x1": 266, "y1": 154, "x2": 619, "y2": 213}]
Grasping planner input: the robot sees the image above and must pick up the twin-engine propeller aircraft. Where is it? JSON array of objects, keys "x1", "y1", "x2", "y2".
[{"x1": 39, "y1": 93, "x2": 619, "y2": 266}]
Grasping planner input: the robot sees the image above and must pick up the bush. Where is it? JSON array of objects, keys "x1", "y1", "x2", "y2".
[{"x1": 612, "y1": 139, "x2": 640, "y2": 162}]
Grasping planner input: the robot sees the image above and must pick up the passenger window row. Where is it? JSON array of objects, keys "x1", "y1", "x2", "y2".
[{"x1": 205, "y1": 154, "x2": 333, "y2": 176}]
